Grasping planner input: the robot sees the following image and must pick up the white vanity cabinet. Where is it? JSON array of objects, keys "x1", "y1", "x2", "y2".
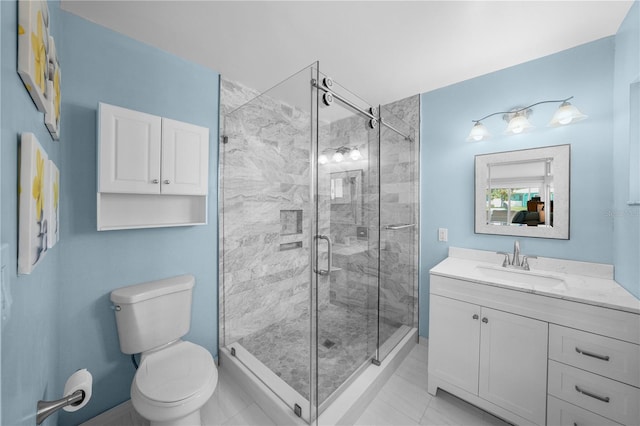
[
  {"x1": 547, "y1": 324, "x2": 640, "y2": 425},
  {"x1": 429, "y1": 292, "x2": 548, "y2": 426},
  {"x1": 429, "y1": 250, "x2": 640, "y2": 426},
  {"x1": 97, "y1": 103, "x2": 209, "y2": 230}
]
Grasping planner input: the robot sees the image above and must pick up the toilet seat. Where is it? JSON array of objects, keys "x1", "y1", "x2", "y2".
[
  {"x1": 131, "y1": 341, "x2": 218, "y2": 424},
  {"x1": 135, "y1": 341, "x2": 216, "y2": 403}
]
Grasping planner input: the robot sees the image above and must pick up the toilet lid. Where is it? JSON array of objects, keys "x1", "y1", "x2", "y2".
[{"x1": 135, "y1": 341, "x2": 215, "y2": 403}]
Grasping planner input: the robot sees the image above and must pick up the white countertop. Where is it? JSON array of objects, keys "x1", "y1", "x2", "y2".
[{"x1": 430, "y1": 247, "x2": 640, "y2": 315}]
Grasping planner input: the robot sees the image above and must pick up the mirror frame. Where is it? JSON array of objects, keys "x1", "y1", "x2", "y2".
[{"x1": 475, "y1": 144, "x2": 570, "y2": 239}]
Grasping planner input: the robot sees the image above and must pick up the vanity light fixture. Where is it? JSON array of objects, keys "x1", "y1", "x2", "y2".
[
  {"x1": 467, "y1": 122, "x2": 491, "y2": 141},
  {"x1": 319, "y1": 145, "x2": 363, "y2": 164},
  {"x1": 349, "y1": 147, "x2": 363, "y2": 161},
  {"x1": 548, "y1": 100, "x2": 588, "y2": 127},
  {"x1": 467, "y1": 96, "x2": 587, "y2": 142},
  {"x1": 504, "y1": 109, "x2": 534, "y2": 135}
]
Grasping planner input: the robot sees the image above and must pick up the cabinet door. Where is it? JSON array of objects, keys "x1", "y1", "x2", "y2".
[
  {"x1": 428, "y1": 295, "x2": 481, "y2": 395},
  {"x1": 98, "y1": 103, "x2": 162, "y2": 194},
  {"x1": 161, "y1": 118, "x2": 209, "y2": 195},
  {"x1": 479, "y1": 307, "x2": 548, "y2": 425}
]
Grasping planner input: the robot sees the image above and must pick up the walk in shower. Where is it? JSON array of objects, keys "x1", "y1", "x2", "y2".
[{"x1": 219, "y1": 63, "x2": 419, "y2": 423}]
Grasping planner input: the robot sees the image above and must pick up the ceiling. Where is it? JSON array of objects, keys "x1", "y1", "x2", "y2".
[{"x1": 60, "y1": 0, "x2": 633, "y2": 107}]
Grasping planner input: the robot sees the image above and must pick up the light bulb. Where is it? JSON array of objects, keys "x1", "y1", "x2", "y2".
[
  {"x1": 549, "y1": 101, "x2": 587, "y2": 127},
  {"x1": 466, "y1": 122, "x2": 490, "y2": 142},
  {"x1": 332, "y1": 152, "x2": 344, "y2": 162},
  {"x1": 349, "y1": 148, "x2": 362, "y2": 160},
  {"x1": 318, "y1": 154, "x2": 328, "y2": 165},
  {"x1": 505, "y1": 114, "x2": 534, "y2": 135}
]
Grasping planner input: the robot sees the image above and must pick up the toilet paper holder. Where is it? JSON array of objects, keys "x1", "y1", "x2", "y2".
[{"x1": 36, "y1": 390, "x2": 85, "y2": 425}]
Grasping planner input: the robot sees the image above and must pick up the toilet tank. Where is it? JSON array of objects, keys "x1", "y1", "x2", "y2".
[{"x1": 110, "y1": 274, "x2": 195, "y2": 354}]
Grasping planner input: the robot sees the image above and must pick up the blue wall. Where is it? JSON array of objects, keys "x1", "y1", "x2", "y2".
[
  {"x1": 56, "y1": 11, "x2": 219, "y2": 426},
  {"x1": 0, "y1": 1, "x2": 4, "y2": 423},
  {"x1": 1, "y1": 2, "x2": 219, "y2": 425},
  {"x1": 1, "y1": 1, "x2": 62, "y2": 424},
  {"x1": 613, "y1": 1, "x2": 640, "y2": 297},
  {"x1": 420, "y1": 37, "x2": 619, "y2": 335}
]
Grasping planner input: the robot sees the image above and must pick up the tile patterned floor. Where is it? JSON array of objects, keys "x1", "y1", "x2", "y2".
[
  {"x1": 237, "y1": 303, "x2": 397, "y2": 404},
  {"x1": 201, "y1": 339, "x2": 512, "y2": 425}
]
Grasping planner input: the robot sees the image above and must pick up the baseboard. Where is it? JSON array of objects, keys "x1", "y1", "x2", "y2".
[{"x1": 80, "y1": 400, "x2": 149, "y2": 426}]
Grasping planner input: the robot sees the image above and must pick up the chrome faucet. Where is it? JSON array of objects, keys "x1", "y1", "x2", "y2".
[
  {"x1": 497, "y1": 240, "x2": 536, "y2": 270},
  {"x1": 512, "y1": 240, "x2": 521, "y2": 267}
]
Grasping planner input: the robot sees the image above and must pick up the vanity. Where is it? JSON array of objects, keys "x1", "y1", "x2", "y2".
[{"x1": 428, "y1": 247, "x2": 640, "y2": 426}]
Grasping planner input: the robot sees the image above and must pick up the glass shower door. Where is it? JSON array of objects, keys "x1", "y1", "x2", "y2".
[{"x1": 313, "y1": 73, "x2": 380, "y2": 413}]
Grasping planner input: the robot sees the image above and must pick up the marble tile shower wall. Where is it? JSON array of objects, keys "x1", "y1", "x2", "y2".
[
  {"x1": 380, "y1": 96, "x2": 420, "y2": 330},
  {"x1": 220, "y1": 77, "x2": 316, "y2": 345},
  {"x1": 219, "y1": 76, "x2": 420, "y2": 348},
  {"x1": 324, "y1": 95, "x2": 420, "y2": 331},
  {"x1": 321, "y1": 114, "x2": 379, "y2": 331}
]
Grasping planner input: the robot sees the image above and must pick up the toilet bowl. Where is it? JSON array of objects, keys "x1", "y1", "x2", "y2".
[
  {"x1": 131, "y1": 341, "x2": 217, "y2": 426},
  {"x1": 111, "y1": 275, "x2": 217, "y2": 426}
]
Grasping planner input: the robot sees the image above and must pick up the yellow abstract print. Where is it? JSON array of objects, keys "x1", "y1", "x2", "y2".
[{"x1": 32, "y1": 147, "x2": 46, "y2": 221}]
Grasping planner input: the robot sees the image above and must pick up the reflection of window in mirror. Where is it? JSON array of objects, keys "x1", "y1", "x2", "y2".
[
  {"x1": 475, "y1": 144, "x2": 569, "y2": 239},
  {"x1": 330, "y1": 169, "x2": 363, "y2": 225},
  {"x1": 486, "y1": 158, "x2": 554, "y2": 228},
  {"x1": 629, "y1": 79, "x2": 639, "y2": 204}
]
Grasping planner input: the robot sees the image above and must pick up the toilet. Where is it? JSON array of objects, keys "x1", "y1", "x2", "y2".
[{"x1": 110, "y1": 274, "x2": 217, "y2": 426}]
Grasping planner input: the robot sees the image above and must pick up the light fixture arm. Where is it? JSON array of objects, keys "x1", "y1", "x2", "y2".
[{"x1": 471, "y1": 96, "x2": 574, "y2": 123}]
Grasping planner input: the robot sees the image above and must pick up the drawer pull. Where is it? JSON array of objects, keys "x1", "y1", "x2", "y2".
[
  {"x1": 574, "y1": 385, "x2": 610, "y2": 403},
  {"x1": 575, "y1": 347, "x2": 610, "y2": 361}
]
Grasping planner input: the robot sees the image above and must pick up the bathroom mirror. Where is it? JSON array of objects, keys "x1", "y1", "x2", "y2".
[
  {"x1": 475, "y1": 144, "x2": 570, "y2": 239},
  {"x1": 330, "y1": 169, "x2": 363, "y2": 225}
]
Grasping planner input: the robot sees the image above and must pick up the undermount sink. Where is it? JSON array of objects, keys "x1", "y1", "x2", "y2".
[{"x1": 476, "y1": 265, "x2": 567, "y2": 288}]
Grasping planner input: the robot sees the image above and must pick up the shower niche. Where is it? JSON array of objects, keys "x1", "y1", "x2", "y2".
[
  {"x1": 219, "y1": 63, "x2": 419, "y2": 423},
  {"x1": 280, "y1": 209, "x2": 303, "y2": 251}
]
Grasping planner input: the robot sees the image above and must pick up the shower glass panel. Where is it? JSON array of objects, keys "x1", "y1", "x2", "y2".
[
  {"x1": 221, "y1": 62, "x2": 417, "y2": 424},
  {"x1": 377, "y1": 106, "x2": 418, "y2": 361},
  {"x1": 221, "y1": 64, "x2": 317, "y2": 421},
  {"x1": 315, "y1": 73, "x2": 380, "y2": 411}
]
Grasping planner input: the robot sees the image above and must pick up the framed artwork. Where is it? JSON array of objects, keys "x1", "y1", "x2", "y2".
[
  {"x1": 45, "y1": 36, "x2": 61, "y2": 140},
  {"x1": 17, "y1": 0, "x2": 51, "y2": 113},
  {"x1": 18, "y1": 133, "x2": 49, "y2": 274},
  {"x1": 46, "y1": 160, "x2": 60, "y2": 248}
]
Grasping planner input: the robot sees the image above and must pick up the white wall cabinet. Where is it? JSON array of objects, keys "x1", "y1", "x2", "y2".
[
  {"x1": 98, "y1": 103, "x2": 162, "y2": 194},
  {"x1": 160, "y1": 118, "x2": 209, "y2": 196},
  {"x1": 429, "y1": 294, "x2": 547, "y2": 425},
  {"x1": 97, "y1": 103, "x2": 209, "y2": 230}
]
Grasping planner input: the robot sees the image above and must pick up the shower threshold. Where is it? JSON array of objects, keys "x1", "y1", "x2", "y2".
[{"x1": 220, "y1": 326, "x2": 417, "y2": 425}]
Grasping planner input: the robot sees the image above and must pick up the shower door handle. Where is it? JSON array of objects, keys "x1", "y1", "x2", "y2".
[{"x1": 314, "y1": 234, "x2": 332, "y2": 276}]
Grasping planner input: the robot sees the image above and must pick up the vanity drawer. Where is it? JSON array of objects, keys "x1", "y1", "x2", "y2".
[
  {"x1": 547, "y1": 395, "x2": 622, "y2": 426},
  {"x1": 548, "y1": 360, "x2": 640, "y2": 426},
  {"x1": 549, "y1": 324, "x2": 640, "y2": 387}
]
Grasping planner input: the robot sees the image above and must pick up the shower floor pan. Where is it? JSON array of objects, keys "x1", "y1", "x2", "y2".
[
  {"x1": 238, "y1": 303, "x2": 400, "y2": 402},
  {"x1": 222, "y1": 303, "x2": 415, "y2": 424}
]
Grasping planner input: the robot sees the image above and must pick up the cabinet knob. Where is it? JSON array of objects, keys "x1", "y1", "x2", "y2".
[
  {"x1": 481, "y1": 317, "x2": 488, "y2": 323},
  {"x1": 163, "y1": 180, "x2": 171, "y2": 184},
  {"x1": 472, "y1": 314, "x2": 479, "y2": 320},
  {"x1": 152, "y1": 179, "x2": 159, "y2": 184}
]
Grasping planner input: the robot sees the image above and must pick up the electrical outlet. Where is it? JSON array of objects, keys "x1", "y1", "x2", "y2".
[{"x1": 438, "y1": 228, "x2": 448, "y2": 242}]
